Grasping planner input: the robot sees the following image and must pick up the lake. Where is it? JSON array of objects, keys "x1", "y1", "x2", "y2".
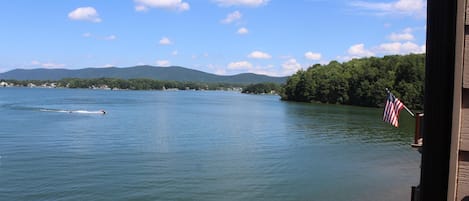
[{"x1": 0, "y1": 87, "x2": 420, "y2": 201}]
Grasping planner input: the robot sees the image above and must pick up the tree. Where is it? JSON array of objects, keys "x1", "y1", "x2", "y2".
[{"x1": 281, "y1": 53, "x2": 425, "y2": 109}]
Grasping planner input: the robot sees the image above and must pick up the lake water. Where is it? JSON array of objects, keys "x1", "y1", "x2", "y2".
[{"x1": 0, "y1": 87, "x2": 420, "y2": 201}]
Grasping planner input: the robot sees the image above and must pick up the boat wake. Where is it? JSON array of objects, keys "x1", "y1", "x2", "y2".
[
  {"x1": 40, "y1": 109, "x2": 106, "y2": 114},
  {"x1": 2, "y1": 104, "x2": 106, "y2": 114}
]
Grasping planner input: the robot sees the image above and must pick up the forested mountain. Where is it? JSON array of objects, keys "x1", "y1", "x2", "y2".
[
  {"x1": 0, "y1": 66, "x2": 287, "y2": 84},
  {"x1": 280, "y1": 54, "x2": 425, "y2": 110}
]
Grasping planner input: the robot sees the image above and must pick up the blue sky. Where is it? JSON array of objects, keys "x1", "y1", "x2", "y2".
[{"x1": 0, "y1": 0, "x2": 426, "y2": 76}]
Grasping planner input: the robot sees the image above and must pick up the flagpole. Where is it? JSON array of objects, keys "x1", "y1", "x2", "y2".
[
  {"x1": 403, "y1": 105, "x2": 415, "y2": 117},
  {"x1": 385, "y1": 88, "x2": 415, "y2": 117}
]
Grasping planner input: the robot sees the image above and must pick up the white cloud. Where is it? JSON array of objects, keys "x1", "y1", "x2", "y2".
[
  {"x1": 31, "y1": 60, "x2": 66, "y2": 68},
  {"x1": 339, "y1": 41, "x2": 425, "y2": 61},
  {"x1": 42, "y1": 63, "x2": 66, "y2": 68},
  {"x1": 304, "y1": 51, "x2": 322, "y2": 60},
  {"x1": 135, "y1": 5, "x2": 148, "y2": 12},
  {"x1": 282, "y1": 58, "x2": 302, "y2": 75},
  {"x1": 214, "y1": 68, "x2": 227, "y2": 75},
  {"x1": 336, "y1": 55, "x2": 355, "y2": 62},
  {"x1": 339, "y1": 27, "x2": 424, "y2": 61},
  {"x1": 224, "y1": 62, "x2": 280, "y2": 76},
  {"x1": 134, "y1": 0, "x2": 190, "y2": 12},
  {"x1": 212, "y1": 63, "x2": 273, "y2": 76},
  {"x1": 248, "y1": 51, "x2": 271, "y2": 59},
  {"x1": 237, "y1": 27, "x2": 249, "y2": 34},
  {"x1": 222, "y1": 62, "x2": 295, "y2": 77},
  {"x1": 388, "y1": 27, "x2": 415, "y2": 41},
  {"x1": 172, "y1": 50, "x2": 178, "y2": 56},
  {"x1": 159, "y1": 37, "x2": 172, "y2": 45},
  {"x1": 378, "y1": 42, "x2": 401, "y2": 54},
  {"x1": 156, "y1": 60, "x2": 170, "y2": 66},
  {"x1": 247, "y1": 65, "x2": 280, "y2": 76},
  {"x1": 389, "y1": 32, "x2": 414, "y2": 41},
  {"x1": 82, "y1": 32, "x2": 92, "y2": 37},
  {"x1": 348, "y1": 43, "x2": 375, "y2": 57},
  {"x1": 228, "y1": 61, "x2": 253, "y2": 70},
  {"x1": 248, "y1": 69, "x2": 277, "y2": 76},
  {"x1": 402, "y1": 27, "x2": 413, "y2": 33},
  {"x1": 214, "y1": 0, "x2": 269, "y2": 7},
  {"x1": 104, "y1": 35, "x2": 117, "y2": 40},
  {"x1": 221, "y1": 11, "x2": 242, "y2": 24},
  {"x1": 394, "y1": 0, "x2": 425, "y2": 12},
  {"x1": 206, "y1": 64, "x2": 227, "y2": 75},
  {"x1": 103, "y1": 64, "x2": 115, "y2": 67},
  {"x1": 377, "y1": 41, "x2": 425, "y2": 54},
  {"x1": 68, "y1": 7, "x2": 102, "y2": 23},
  {"x1": 350, "y1": 0, "x2": 426, "y2": 17}
]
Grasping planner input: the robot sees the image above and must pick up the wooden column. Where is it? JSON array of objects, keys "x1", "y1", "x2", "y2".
[{"x1": 420, "y1": 0, "x2": 458, "y2": 200}]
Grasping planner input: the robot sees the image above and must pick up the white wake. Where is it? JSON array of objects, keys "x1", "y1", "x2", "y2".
[{"x1": 40, "y1": 109, "x2": 105, "y2": 114}]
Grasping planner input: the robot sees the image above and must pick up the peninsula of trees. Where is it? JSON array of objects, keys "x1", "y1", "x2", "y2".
[
  {"x1": 280, "y1": 54, "x2": 425, "y2": 110},
  {"x1": 241, "y1": 83, "x2": 281, "y2": 94}
]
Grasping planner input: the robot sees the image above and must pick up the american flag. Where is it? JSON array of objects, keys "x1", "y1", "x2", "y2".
[{"x1": 383, "y1": 92, "x2": 405, "y2": 127}]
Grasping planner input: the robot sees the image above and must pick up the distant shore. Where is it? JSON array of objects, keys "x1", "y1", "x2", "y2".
[{"x1": 0, "y1": 78, "x2": 281, "y2": 95}]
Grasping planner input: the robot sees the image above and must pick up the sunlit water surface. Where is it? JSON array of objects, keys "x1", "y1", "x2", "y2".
[{"x1": 0, "y1": 88, "x2": 420, "y2": 201}]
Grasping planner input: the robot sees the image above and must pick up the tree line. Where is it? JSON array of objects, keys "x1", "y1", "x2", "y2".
[
  {"x1": 2, "y1": 78, "x2": 246, "y2": 91},
  {"x1": 241, "y1": 83, "x2": 281, "y2": 94},
  {"x1": 280, "y1": 54, "x2": 425, "y2": 110}
]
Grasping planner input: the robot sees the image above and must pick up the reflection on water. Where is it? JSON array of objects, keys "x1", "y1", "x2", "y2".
[
  {"x1": 0, "y1": 88, "x2": 420, "y2": 201},
  {"x1": 284, "y1": 102, "x2": 416, "y2": 145}
]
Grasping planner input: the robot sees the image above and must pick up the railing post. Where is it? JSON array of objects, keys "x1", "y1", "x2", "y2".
[{"x1": 414, "y1": 113, "x2": 424, "y2": 145}]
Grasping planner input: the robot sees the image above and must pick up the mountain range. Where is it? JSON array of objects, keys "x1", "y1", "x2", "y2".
[{"x1": 0, "y1": 66, "x2": 287, "y2": 84}]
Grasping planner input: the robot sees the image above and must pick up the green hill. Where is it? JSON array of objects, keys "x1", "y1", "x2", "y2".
[{"x1": 0, "y1": 66, "x2": 287, "y2": 84}]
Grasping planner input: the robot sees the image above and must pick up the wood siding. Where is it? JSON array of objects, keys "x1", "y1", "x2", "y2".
[
  {"x1": 453, "y1": 0, "x2": 469, "y2": 200},
  {"x1": 462, "y1": 109, "x2": 469, "y2": 151},
  {"x1": 457, "y1": 153, "x2": 469, "y2": 201},
  {"x1": 464, "y1": 30, "x2": 469, "y2": 88}
]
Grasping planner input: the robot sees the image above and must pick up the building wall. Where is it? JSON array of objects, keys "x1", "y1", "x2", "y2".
[{"x1": 450, "y1": 0, "x2": 469, "y2": 200}]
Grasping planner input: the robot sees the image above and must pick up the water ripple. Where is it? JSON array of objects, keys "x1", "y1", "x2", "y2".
[{"x1": 0, "y1": 88, "x2": 420, "y2": 201}]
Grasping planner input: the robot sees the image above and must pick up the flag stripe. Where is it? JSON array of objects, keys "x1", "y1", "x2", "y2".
[{"x1": 383, "y1": 92, "x2": 405, "y2": 127}]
